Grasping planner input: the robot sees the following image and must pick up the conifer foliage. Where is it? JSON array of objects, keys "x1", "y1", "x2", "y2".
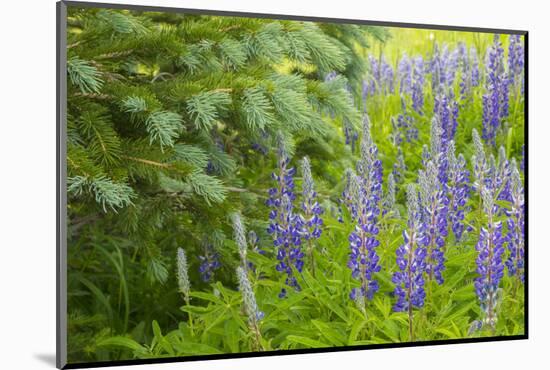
[{"x1": 65, "y1": 7, "x2": 384, "y2": 361}]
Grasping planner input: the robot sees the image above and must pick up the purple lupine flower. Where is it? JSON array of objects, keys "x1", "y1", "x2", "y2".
[
  {"x1": 419, "y1": 160, "x2": 448, "y2": 285},
  {"x1": 300, "y1": 156, "x2": 323, "y2": 276},
  {"x1": 459, "y1": 46, "x2": 480, "y2": 100},
  {"x1": 484, "y1": 148, "x2": 512, "y2": 218},
  {"x1": 412, "y1": 56, "x2": 425, "y2": 114},
  {"x1": 198, "y1": 243, "x2": 221, "y2": 282},
  {"x1": 348, "y1": 115, "x2": 383, "y2": 303},
  {"x1": 446, "y1": 46, "x2": 461, "y2": 85},
  {"x1": 446, "y1": 141, "x2": 471, "y2": 241},
  {"x1": 347, "y1": 172, "x2": 381, "y2": 303},
  {"x1": 391, "y1": 117, "x2": 403, "y2": 147},
  {"x1": 244, "y1": 230, "x2": 264, "y2": 272},
  {"x1": 496, "y1": 146, "x2": 513, "y2": 203},
  {"x1": 434, "y1": 91, "x2": 459, "y2": 150},
  {"x1": 430, "y1": 44, "x2": 443, "y2": 91},
  {"x1": 508, "y1": 34, "x2": 525, "y2": 90},
  {"x1": 393, "y1": 98, "x2": 418, "y2": 145},
  {"x1": 430, "y1": 44, "x2": 459, "y2": 92},
  {"x1": 505, "y1": 159, "x2": 525, "y2": 282},
  {"x1": 429, "y1": 117, "x2": 449, "y2": 186},
  {"x1": 392, "y1": 184, "x2": 428, "y2": 315},
  {"x1": 482, "y1": 35, "x2": 510, "y2": 145},
  {"x1": 344, "y1": 119, "x2": 359, "y2": 152},
  {"x1": 266, "y1": 135, "x2": 304, "y2": 298},
  {"x1": 456, "y1": 42, "x2": 468, "y2": 69},
  {"x1": 421, "y1": 144, "x2": 431, "y2": 168},
  {"x1": 248, "y1": 230, "x2": 264, "y2": 256},
  {"x1": 270, "y1": 193, "x2": 305, "y2": 298},
  {"x1": 366, "y1": 55, "x2": 394, "y2": 96},
  {"x1": 381, "y1": 57, "x2": 395, "y2": 95},
  {"x1": 471, "y1": 46, "x2": 480, "y2": 87},
  {"x1": 251, "y1": 129, "x2": 270, "y2": 155},
  {"x1": 475, "y1": 187, "x2": 505, "y2": 329},
  {"x1": 398, "y1": 54, "x2": 413, "y2": 95},
  {"x1": 324, "y1": 71, "x2": 338, "y2": 82}
]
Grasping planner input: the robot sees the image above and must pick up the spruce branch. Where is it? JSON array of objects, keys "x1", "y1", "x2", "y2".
[
  {"x1": 122, "y1": 96, "x2": 148, "y2": 113},
  {"x1": 145, "y1": 111, "x2": 183, "y2": 149},
  {"x1": 67, "y1": 57, "x2": 104, "y2": 94},
  {"x1": 219, "y1": 37, "x2": 247, "y2": 69},
  {"x1": 77, "y1": 108, "x2": 122, "y2": 167},
  {"x1": 96, "y1": 9, "x2": 148, "y2": 35},
  {"x1": 186, "y1": 170, "x2": 228, "y2": 205},
  {"x1": 240, "y1": 87, "x2": 274, "y2": 131},
  {"x1": 68, "y1": 175, "x2": 135, "y2": 212},
  {"x1": 173, "y1": 144, "x2": 209, "y2": 169},
  {"x1": 186, "y1": 91, "x2": 231, "y2": 131}
]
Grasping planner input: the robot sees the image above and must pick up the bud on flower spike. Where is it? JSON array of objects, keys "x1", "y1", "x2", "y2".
[
  {"x1": 236, "y1": 266, "x2": 264, "y2": 350},
  {"x1": 392, "y1": 184, "x2": 428, "y2": 341},
  {"x1": 176, "y1": 248, "x2": 191, "y2": 304},
  {"x1": 232, "y1": 212, "x2": 248, "y2": 269},
  {"x1": 475, "y1": 187, "x2": 505, "y2": 330}
]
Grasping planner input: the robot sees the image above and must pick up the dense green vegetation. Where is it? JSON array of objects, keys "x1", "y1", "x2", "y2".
[{"x1": 65, "y1": 6, "x2": 525, "y2": 364}]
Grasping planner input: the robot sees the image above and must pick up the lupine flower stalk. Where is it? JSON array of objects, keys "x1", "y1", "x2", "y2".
[
  {"x1": 347, "y1": 116, "x2": 382, "y2": 304},
  {"x1": 430, "y1": 44, "x2": 459, "y2": 92},
  {"x1": 347, "y1": 172, "x2": 381, "y2": 305},
  {"x1": 505, "y1": 159, "x2": 525, "y2": 286},
  {"x1": 434, "y1": 91, "x2": 459, "y2": 150},
  {"x1": 300, "y1": 156, "x2": 323, "y2": 277},
  {"x1": 366, "y1": 55, "x2": 395, "y2": 96},
  {"x1": 459, "y1": 46, "x2": 480, "y2": 101},
  {"x1": 419, "y1": 160, "x2": 448, "y2": 285},
  {"x1": 482, "y1": 35, "x2": 510, "y2": 145},
  {"x1": 232, "y1": 212, "x2": 249, "y2": 269},
  {"x1": 398, "y1": 54, "x2": 413, "y2": 95},
  {"x1": 496, "y1": 146, "x2": 512, "y2": 204},
  {"x1": 267, "y1": 135, "x2": 304, "y2": 298},
  {"x1": 177, "y1": 248, "x2": 191, "y2": 304},
  {"x1": 412, "y1": 56, "x2": 425, "y2": 114},
  {"x1": 177, "y1": 248, "x2": 193, "y2": 334},
  {"x1": 392, "y1": 184, "x2": 428, "y2": 341},
  {"x1": 429, "y1": 117, "x2": 449, "y2": 186},
  {"x1": 508, "y1": 35, "x2": 525, "y2": 91},
  {"x1": 446, "y1": 141, "x2": 471, "y2": 241},
  {"x1": 344, "y1": 119, "x2": 359, "y2": 152},
  {"x1": 236, "y1": 266, "x2": 264, "y2": 350},
  {"x1": 475, "y1": 187, "x2": 505, "y2": 331},
  {"x1": 392, "y1": 99, "x2": 418, "y2": 145}
]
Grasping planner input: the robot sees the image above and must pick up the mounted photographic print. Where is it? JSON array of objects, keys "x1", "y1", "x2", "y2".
[{"x1": 57, "y1": 1, "x2": 528, "y2": 368}]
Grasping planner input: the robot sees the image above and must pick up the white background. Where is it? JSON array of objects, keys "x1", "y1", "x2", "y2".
[{"x1": 0, "y1": 0, "x2": 546, "y2": 369}]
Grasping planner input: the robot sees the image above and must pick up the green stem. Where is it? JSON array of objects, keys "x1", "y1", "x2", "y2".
[{"x1": 185, "y1": 296, "x2": 194, "y2": 337}]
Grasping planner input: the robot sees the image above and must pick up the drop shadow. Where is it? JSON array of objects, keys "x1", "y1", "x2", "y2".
[{"x1": 34, "y1": 353, "x2": 57, "y2": 367}]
